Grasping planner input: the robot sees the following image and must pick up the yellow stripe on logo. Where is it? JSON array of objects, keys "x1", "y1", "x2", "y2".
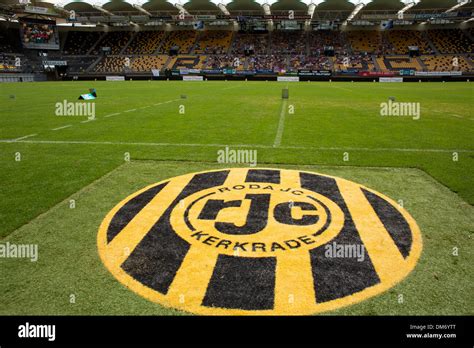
[
  {"x1": 337, "y1": 179, "x2": 407, "y2": 282},
  {"x1": 166, "y1": 245, "x2": 219, "y2": 310},
  {"x1": 102, "y1": 174, "x2": 193, "y2": 267}
]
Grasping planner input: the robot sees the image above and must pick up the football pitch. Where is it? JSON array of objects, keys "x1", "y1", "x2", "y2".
[{"x1": 0, "y1": 81, "x2": 473, "y2": 315}]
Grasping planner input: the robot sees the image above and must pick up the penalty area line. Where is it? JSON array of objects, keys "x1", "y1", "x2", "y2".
[{"x1": 2, "y1": 139, "x2": 471, "y2": 154}]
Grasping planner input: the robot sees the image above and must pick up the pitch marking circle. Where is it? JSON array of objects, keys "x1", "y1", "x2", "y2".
[{"x1": 98, "y1": 168, "x2": 422, "y2": 315}]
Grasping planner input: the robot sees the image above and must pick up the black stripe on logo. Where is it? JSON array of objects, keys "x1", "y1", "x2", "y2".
[
  {"x1": 362, "y1": 188, "x2": 412, "y2": 258},
  {"x1": 202, "y1": 255, "x2": 276, "y2": 310},
  {"x1": 107, "y1": 183, "x2": 168, "y2": 243},
  {"x1": 245, "y1": 169, "x2": 280, "y2": 184},
  {"x1": 121, "y1": 170, "x2": 230, "y2": 295},
  {"x1": 300, "y1": 173, "x2": 381, "y2": 303}
]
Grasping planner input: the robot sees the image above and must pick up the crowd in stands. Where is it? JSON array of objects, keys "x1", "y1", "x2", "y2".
[
  {"x1": 247, "y1": 55, "x2": 287, "y2": 71},
  {"x1": 194, "y1": 31, "x2": 233, "y2": 54},
  {"x1": 289, "y1": 55, "x2": 331, "y2": 71},
  {"x1": 231, "y1": 33, "x2": 269, "y2": 55},
  {"x1": 202, "y1": 55, "x2": 241, "y2": 70},
  {"x1": 310, "y1": 30, "x2": 349, "y2": 55},
  {"x1": 271, "y1": 31, "x2": 307, "y2": 55},
  {"x1": 3, "y1": 28, "x2": 473, "y2": 74}
]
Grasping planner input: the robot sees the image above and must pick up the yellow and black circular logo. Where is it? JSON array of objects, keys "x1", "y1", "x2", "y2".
[{"x1": 98, "y1": 168, "x2": 422, "y2": 315}]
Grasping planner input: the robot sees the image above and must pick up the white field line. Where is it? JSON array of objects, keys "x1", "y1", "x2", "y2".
[
  {"x1": 2, "y1": 139, "x2": 472, "y2": 153},
  {"x1": 273, "y1": 100, "x2": 288, "y2": 147},
  {"x1": 80, "y1": 119, "x2": 95, "y2": 123},
  {"x1": 153, "y1": 99, "x2": 180, "y2": 107},
  {"x1": 429, "y1": 110, "x2": 472, "y2": 121},
  {"x1": 104, "y1": 113, "x2": 121, "y2": 118},
  {"x1": 450, "y1": 114, "x2": 473, "y2": 121},
  {"x1": 12, "y1": 134, "x2": 37, "y2": 141},
  {"x1": 51, "y1": 125, "x2": 72, "y2": 131},
  {"x1": 124, "y1": 108, "x2": 137, "y2": 113}
]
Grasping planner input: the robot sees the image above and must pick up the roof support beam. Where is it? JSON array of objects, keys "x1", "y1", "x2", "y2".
[
  {"x1": 397, "y1": 0, "x2": 420, "y2": 19},
  {"x1": 133, "y1": 4, "x2": 152, "y2": 16},
  {"x1": 175, "y1": 3, "x2": 190, "y2": 15},
  {"x1": 92, "y1": 5, "x2": 114, "y2": 16},
  {"x1": 217, "y1": 3, "x2": 230, "y2": 16},
  {"x1": 262, "y1": 3, "x2": 271, "y2": 16},
  {"x1": 445, "y1": 0, "x2": 471, "y2": 13},
  {"x1": 344, "y1": 1, "x2": 366, "y2": 25}
]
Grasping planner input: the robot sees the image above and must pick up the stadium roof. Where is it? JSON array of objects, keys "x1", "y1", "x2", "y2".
[
  {"x1": 0, "y1": 0, "x2": 472, "y2": 23},
  {"x1": 0, "y1": 0, "x2": 469, "y2": 11}
]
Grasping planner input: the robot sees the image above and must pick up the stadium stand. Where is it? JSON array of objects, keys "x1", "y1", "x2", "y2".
[
  {"x1": 386, "y1": 30, "x2": 432, "y2": 54},
  {"x1": 271, "y1": 31, "x2": 307, "y2": 55},
  {"x1": 309, "y1": 30, "x2": 349, "y2": 55},
  {"x1": 159, "y1": 30, "x2": 198, "y2": 54},
  {"x1": 334, "y1": 54, "x2": 375, "y2": 71},
  {"x1": 93, "y1": 56, "x2": 126, "y2": 73},
  {"x1": 420, "y1": 55, "x2": 473, "y2": 72},
  {"x1": 171, "y1": 55, "x2": 207, "y2": 70},
  {"x1": 93, "y1": 31, "x2": 132, "y2": 55},
  {"x1": 194, "y1": 31, "x2": 233, "y2": 54},
  {"x1": 202, "y1": 55, "x2": 245, "y2": 70},
  {"x1": 428, "y1": 29, "x2": 474, "y2": 54},
  {"x1": 124, "y1": 31, "x2": 165, "y2": 55},
  {"x1": 377, "y1": 56, "x2": 423, "y2": 71},
  {"x1": 2, "y1": 13, "x2": 473, "y2": 77},
  {"x1": 63, "y1": 31, "x2": 98, "y2": 55},
  {"x1": 231, "y1": 33, "x2": 269, "y2": 55},
  {"x1": 0, "y1": 29, "x2": 22, "y2": 54},
  {"x1": 289, "y1": 55, "x2": 331, "y2": 71},
  {"x1": 346, "y1": 30, "x2": 382, "y2": 54},
  {"x1": 130, "y1": 55, "x2": 169, "y2": 72}
]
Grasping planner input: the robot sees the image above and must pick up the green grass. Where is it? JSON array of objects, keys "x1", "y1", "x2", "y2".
[{"x1": 0, "y1": 81, "x2": 473, "y2": 315}]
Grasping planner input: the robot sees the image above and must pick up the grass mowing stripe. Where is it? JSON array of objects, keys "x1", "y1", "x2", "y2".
[
  {"x1": 1, "y1": 138, "x2": 471, "y2": 153},
  {"x1": 273, "y1": 100, "x2": 288, "y2": 148}
]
